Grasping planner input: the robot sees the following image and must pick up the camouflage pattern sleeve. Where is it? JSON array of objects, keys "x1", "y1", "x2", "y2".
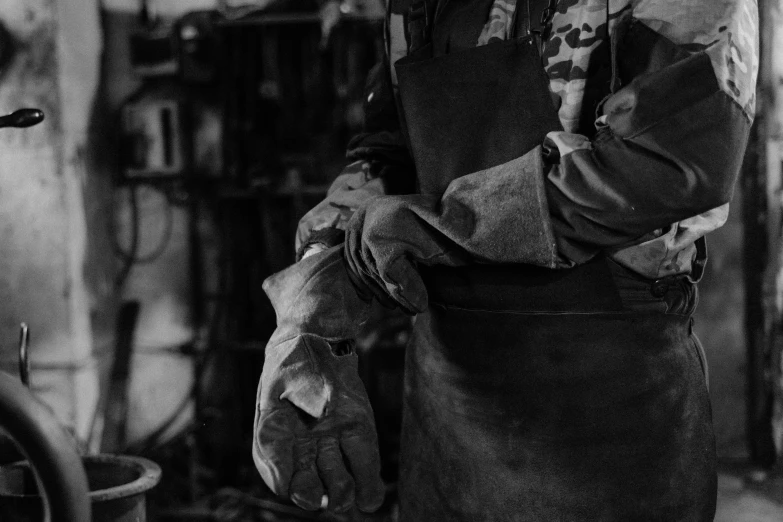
[{"x1": 542, "y1": 0, "x2": 758, "y2": 264}]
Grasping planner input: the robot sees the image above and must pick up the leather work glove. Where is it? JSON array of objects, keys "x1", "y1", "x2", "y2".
[
  {"x1": 253, "y1": 246, "x2": 385, "y2": 514},
  {"x1": 344, "y1": 145, "x2": 559, "y2": 314}
]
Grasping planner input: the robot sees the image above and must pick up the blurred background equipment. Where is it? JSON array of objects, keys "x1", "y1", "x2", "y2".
[
  {"x1": 104, "y1": 1, "x2": 403, "y2": 520},
  {"x1": 129, "y1": 0, "x2": 179, "y2": 77},
  {"x1": 0, "y1": 312, "x2": 160, "y2": 522},
  {"x1": 178, "y1": 10, "x2": 222, "y2": 84},
  {"x1": 121, "y1": 94, "x2": 184, "y2": 178}
]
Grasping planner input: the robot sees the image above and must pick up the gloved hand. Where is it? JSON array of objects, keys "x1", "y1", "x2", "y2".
[
  {"x1": 253, "y1": 246, "x2": 385, "y2": 514},
  {"x1": 345, "y1": 145, "x2": 559, "y2": 314}
]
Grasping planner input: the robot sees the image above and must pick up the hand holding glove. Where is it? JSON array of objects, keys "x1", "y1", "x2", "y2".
[
  {"x1": 253, "y1": 246, "x2": 385, "y2": 514},
  {"x1": 344, "y1": 145, "x2": 559, "y2": 314}
]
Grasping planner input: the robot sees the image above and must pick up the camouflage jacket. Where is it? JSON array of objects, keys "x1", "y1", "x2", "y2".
[{"x1": 297, "y1": 0, "x2": 759, "y2": 279}]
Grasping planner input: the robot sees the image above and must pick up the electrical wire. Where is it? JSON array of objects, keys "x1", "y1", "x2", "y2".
[
  {"x1": 118, "y1": 185, "x2": 176, "y2": 263},
  {"x1": 113, "y1": 186, "x2": 139, "y2": 289},
  {"x1": 113, "y1": 185, "x2": 176, "y2": 289}
]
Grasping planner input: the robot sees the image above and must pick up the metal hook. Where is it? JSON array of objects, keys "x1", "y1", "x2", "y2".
[
  {"x1": 19, "y1": 323, "x2": 30, "y2": 388},
  {"x1": 0, "y1": 109, "x2": 44, "y2": 129}
]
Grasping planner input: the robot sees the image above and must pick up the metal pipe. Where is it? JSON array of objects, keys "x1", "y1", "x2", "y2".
[{"x1": 0, "y1": 371, "x2": 91, "y2": 521}]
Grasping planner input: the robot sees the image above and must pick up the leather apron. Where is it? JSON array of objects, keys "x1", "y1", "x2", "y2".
[{"x1": 392, "y1": 1, "x2": 717, "y2": 520}]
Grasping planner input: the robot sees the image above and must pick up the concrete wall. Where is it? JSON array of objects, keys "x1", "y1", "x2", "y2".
[{"x1": 0, "y1": 0, "x2": 101, "y2": 439}]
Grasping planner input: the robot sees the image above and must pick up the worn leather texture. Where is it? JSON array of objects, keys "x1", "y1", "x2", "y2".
[
  {"x1": 398, "y1": 293, "x2": 716, "y2": 521},
  {"x1": 386, "y1": 4, "x2": 717, "y2": 520},
  {"x1": 395, "y1": 33, "x2": 562, "y2": 196},
  {"x1": 344, "y1": 146, "x2": 558, "y2": 315},
  {"x1": 253, "y1": 247, "x2": 385, "y2": 514}
]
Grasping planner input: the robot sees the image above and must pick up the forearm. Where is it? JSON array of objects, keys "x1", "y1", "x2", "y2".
[
  {"x1": 537, "y1": 5, "x2": 757, "y2": 263},
  {"x1": 545, "y1": 49, "x2": 750, "y2": 263}
]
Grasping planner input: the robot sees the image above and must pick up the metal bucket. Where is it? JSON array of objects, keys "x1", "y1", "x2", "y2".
[{"x1": 0, "y1": 454, "x2": 161, "y2": 522}]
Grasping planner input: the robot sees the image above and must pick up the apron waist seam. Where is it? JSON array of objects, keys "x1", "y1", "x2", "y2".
[{"x1": 429, "y1": 302, "x2": 692, "y2": 318}]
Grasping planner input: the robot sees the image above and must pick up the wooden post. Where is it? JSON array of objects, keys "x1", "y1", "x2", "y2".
[
  {"x1": 767, "y1": 0, "x2": 783, "y2": 462},
  {"x1": 745, "y1": 0, "x2": 783, "y2": 466}
]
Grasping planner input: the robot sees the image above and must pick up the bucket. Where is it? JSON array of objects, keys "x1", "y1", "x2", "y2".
[{"x1": 0, "y1": 454, "x2": 161, "y2": 522}]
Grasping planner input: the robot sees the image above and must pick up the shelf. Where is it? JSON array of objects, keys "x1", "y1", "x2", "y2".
[
  {"x1": 215, "y1": 182, "x2": 329, "y2": 200},
  {"x1": 217, "y1": 11, "x2": 382, "y2": 28}
]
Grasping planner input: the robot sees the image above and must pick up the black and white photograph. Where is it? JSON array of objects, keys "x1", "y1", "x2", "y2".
[{"x1": 0, "y1": 0, "x2": 778, "y2": 520}]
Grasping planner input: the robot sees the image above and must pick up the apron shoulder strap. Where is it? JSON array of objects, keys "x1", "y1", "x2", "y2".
[
  {"x1": 510, "y1": 0, "x2": 552, "y2": 41},
  {"x1": 407, "y1": 1, "x2": 559, "y2": 54},
  {"x1": 525, "y1": 0, "x2": 560, "y2": 53},
  {"x1": 407, "y1": 0, "x2": 430, "y2": 54}
]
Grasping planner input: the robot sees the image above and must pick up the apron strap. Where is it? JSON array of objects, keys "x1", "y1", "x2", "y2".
[
  {"x1": 511, "y1": 0, "x2": 557, "y2": 40},
  {"x1": 528, "y1": 0, "x2": 559, "y2": 54},
  {"x1": 408, "y1": 0, "x2": 560, "y2": 54},
  {"x1": 537, "y1": 0, "x2": 559, "y2": 41},
  {"x1": 510, "y1": 0, "x2": 529, "y2": 39},
  {"x1": 407, "y1": 0, "x2": 430, "y2": 54}
]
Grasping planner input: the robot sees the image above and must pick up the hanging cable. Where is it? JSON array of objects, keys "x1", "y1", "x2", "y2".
[{"x1": 113, "y1": 185, "x2": 176, "y2": 289}]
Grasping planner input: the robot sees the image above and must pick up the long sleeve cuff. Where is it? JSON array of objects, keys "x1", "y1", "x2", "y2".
[{"x1": 344, "y1": 145, "x2": 558, "y2": 314}]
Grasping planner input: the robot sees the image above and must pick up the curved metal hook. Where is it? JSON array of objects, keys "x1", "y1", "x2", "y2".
[
  {"x1": 0, "y1": 108, "x2": 44, "y2": 129},
  {"x1": 18, "y1": 323, "x2": 30, "y2": 388}
]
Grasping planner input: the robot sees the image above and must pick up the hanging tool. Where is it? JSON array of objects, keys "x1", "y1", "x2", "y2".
[
  {"x1": 0, "y1": 109, "x2": 44, "y2": 129},
  {"x1": 18, "y1": 323, "x2": 30, "y2": 389}
]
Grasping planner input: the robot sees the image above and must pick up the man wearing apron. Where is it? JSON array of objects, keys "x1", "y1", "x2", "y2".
[{"x1": 253, "y1": 0, "x2": 759, "y2": 520}]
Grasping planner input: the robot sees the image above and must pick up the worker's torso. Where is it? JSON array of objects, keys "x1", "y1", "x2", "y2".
[{"x1": 387, "y1": 0, "x2": 740, "y2": 279}]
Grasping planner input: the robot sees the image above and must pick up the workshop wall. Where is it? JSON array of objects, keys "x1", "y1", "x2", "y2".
[
  {"x1": 99, "y1": 0, "x2": 222, "y2": 448},
  {"x1": 0, "y1": 0, "x2": 102, "y2": 439}
]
